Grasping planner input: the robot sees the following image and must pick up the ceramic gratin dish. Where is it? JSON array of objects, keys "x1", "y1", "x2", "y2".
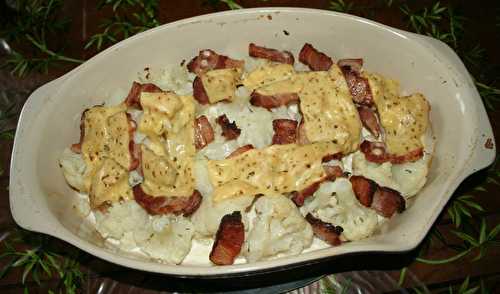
[{"x1": 10, "y1": 8, "x2": 496, "y2": 277}]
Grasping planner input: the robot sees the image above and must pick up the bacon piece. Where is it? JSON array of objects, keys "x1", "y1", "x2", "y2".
[
  {"x1": 350, "y1": 175, "x2": 377, "y2": 207},
  {"x1": 248, "y1": 43, "x2": 295, "y2": 64},
  {"x1": 340, "y1": 66, "x2": 373, "y2": 106},
  {"x1": 360, "y1": 140, "x2": 423, "y2": 164},
  {"x1": 338, "y1": 58, "x2": 363, "y2": 74},
  {"x1": 297, "y1": 120, "x2": 310, "y2": 145},
  {"x1": 126, "y1": 114, "x2": 140, "y2": 171},
  {"x1": 322, "y1": 152, "x2": 342, "y2": 163},
  {"x1": 124, "y1": 81, "x2": 163, "y2": 109},
  {"x1": 227, "y1": 144, "x2": 254, "y2": 159},
  {"x1": 133, "y1": 185, "x2": 202, "y2": 216},
  {"x1": 323, "y1": 165, "x2": 344, "y2": 181},
  {"x1": 371, "y1": 187, "x2": 405, "y2": 217},
  {"x1": 272, "y1": 119, "x2": 298, "y2": 145},
  {"x1": 360, "y1": 140, "x2": 389, "y2": 163},
  {"x1": 357, "y1": 106, "x2": 381, "y2": 137},
  {"x1": 250, "y1": 91, "x2": 300, "y2": 110},
  {"x1": 187, "y1": 49, "x2": 244, "y2": 76},
  {"x1": 193, "y1": 76, "x2": 210, "y2": 105},
  {"x1": 132, "y1": 143, "x2": 142, "y2": 176},
  {"x1": 70, "y1": 108, "x2": 89, "y2": 154},
  {"x1": 291, "y1": 181, "x2": 322, "y2": 207},
  {"x1": 209, "y1": 211, "x2": 245, "y2": 265},
  {"x1": 298, "y1": 43, "x2": 333, "y2": 71},
  {"x1": 216, "y1": 114, "x2": 241, "y2": 140},
  {"x1": 389, "y1": 148, "x2": 424, "y2": 164},
  {"x1": 194, "y1": 115, "x2": 215, "y2": 150},
  {"x1": 305, "y1": 213, "x2": 343, "y2": 246}
]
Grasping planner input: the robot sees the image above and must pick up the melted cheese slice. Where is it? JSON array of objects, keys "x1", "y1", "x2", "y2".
[
  {"x1": 89, "y1": 158, "x2": 132, "y2": 209},
  {"x1": 243, "y1": 63, "x2": 295, "y2": 91},
  {"x1": 207, "y1": 142, "x2": 341, "y2": 201},
  {"x1": 81, "y1": 104, "x2": 131, "y2": 174},
  {"x1": 201, "y1": 68, "x2": 241, "y2": 103},
  {"x1": 365, "y1": 73, "x2": 430, "y2": 156},
  {"x1": 138, "y1": 92, "x2": 196, "y2": 197},
  {"x1": 297, "y1": 66, "x2": 362, "y2": 153}
]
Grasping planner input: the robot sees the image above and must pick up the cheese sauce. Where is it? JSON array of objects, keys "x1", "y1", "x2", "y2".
[
  {"x1": 207, "y1": 142, "x2": 341, "y2": 201},
  {"x1": 139, "y1": 92, "x2": 196, "y2": 197},
  {"x1": 89, "y1": 158, "x2": 132, "y2": 209},
  {"x1": 365, "y1": 73, "x2": 430, "y2": 156},
  {"x1": 201, "y1": 68, "x2": 242, "y2": 103},
  {"x1": 242, "y1": 62, "x2": 295, "y2": 91},
  {"x1": 80, "y1": 104, "x2": 131, "y2": 194}
]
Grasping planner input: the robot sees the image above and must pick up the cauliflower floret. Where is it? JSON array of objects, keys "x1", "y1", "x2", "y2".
[
  {"x1": 352, "y1": 151, "x2": 429, "y2": 198},
  {"x1": 191, "y1": 192, "x2": 254, "y2": 237},
  {"x1": 94, "y1": 200, "x2": 149, "y2": 241},
  {"x1": 59, "y1": 148, "x2": 91, "y2": 193},
  {"x1": 301, "y1": 178, "x2": 378, "y2": 241},
  {"x1": 140, "y1": 216, "x2": 194, "y2": 264},
  {"x1": 243, "y1": 195, "x2": 313, "y2": 262}
]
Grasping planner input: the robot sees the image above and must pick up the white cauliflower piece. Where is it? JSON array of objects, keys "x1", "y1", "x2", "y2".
[
  {"x1": 191, "y1": 192, "x2": 254, "y2": 237},
  {"x1": 392, "y1": 158, "x2": 429, "y2": 197},
  {"x1": 59, "y1": 148, "x2": 91, "y2": 193},
  {"x1": 301, "y1": 178, "x2": 378, "y2": 241},
  {"x1": 352, "y1": 151, "x2": 429, "y2": 198},
  {"x1": 243, "y1": 195, "x2": 313, "y2": 262},
  {"x1": 352, "y1": 151, "x2": 398, "y2": 190},
  {"x1": 94, "y1": 200, "x2": 149, "y2": 240},
  {"x1": 141, "y1": 216, "x2": 194, "y2": 264}
]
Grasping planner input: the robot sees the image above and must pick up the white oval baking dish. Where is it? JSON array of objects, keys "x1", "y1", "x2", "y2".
[{"x1": 9, "y1": 7, "x2": 495, "y2": 277}]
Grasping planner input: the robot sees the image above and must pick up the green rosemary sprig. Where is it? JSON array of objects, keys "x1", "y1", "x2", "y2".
[
  {"x1": 448, "y1": 195, "x2": 485, "y2": 228},
  {"x1": 417, "y1": 218, "x2": 500, "y2": 265},
  {"x1": 0, "y1": 230, "x2": 85, "y2": 293},
  {"x1": 85, "y1": 0, "x2": 160, "y2": 52},
  {"x1": 329, "y1": 0, "x2": 354, "y2": 13}
]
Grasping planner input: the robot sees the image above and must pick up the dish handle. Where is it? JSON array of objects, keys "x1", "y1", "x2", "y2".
[{"x1": 408, "y1": 33, "x2": 496, "y2": 176}]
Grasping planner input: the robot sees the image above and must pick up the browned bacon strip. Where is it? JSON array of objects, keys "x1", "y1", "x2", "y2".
[
  {"x1": 297, "y1": 120, "x2": 309, "y2": 145},
  {"x1": 322, "y1": 152, "x2": 342, "y2": 163},
  {"x1": 132, "y1": 143, "x2": 142, "y2": 175},
  {"x1": 216, "y1": 114, "x2": 241, "y2": 140},
  {"x1": 133, "y1": 185, "x2": 202, "y2": 216},
  {"x1": 291, "y1": 181, "x2": 322, "y2": 207},
  {"x1": 357, "y1": 106, "x2": 381, "y2": 137},
  {"x1": 209, "y1": 211, "x2": 245, "y2": 265},
  {"x1": 340, "y1": 65, "x2": 373, "y2": 106},
  {"x1": 360, "y1": 140, "x2": 389, "y2": 164},
  {"x1": 124, "y1": 81, "x2": 163, "y2": 109},
  {"x1": 70, "y1": 108, "x2": 89, "y2": 154},
  {"x1": 360, "y1": 140, "x2": 424, "y2": 164},
  {"x1": 350, "y1": 175, "x2": 377, "y2": 207},
  {"x1": 389, "y1": 148, "x2": 424, "y2": 164},
  {"x1": 248, "y1": 43, "x2": 295, "y2": 64},
  {"x1": 194, "y1": 115, "x2": 215, "y2": 150},
  {"x1": 193, "y1": 76, "x2": 210, "y2": 105},
  {"x1": 250, "y1": 91, "x2": 299, "y2": 110},
  {"x1": 187, "y1": 49, "x2": 244, "y2": 76},
  {"x1": 298, "y1": 43, "x2": 333, "y2": 71},
  {"x1": 338, "y1": 58, "x2": 363, "y2": 73},
  {"x1": 305, "y1": 213, "x2": 343, "y2": 246},
  {"x1": 323, "y1": 165, "x2": 344, "y2": 181},
  {"x1": 227, "y1": 144, "x2": 254, "y2": 159},
  {"x1": 126, "y1": 113, "x2": 140, "y2": 171},
  {"x1": 371, "y1": 187, "x2": 405, "y2": 217},
  {"x1": 272, "y1": 119, "x2": 298, "y2": 145}
]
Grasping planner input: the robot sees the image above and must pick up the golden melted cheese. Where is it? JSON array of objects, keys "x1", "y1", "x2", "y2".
[
  {"x1": 297, "y1": 66, "x2": 362, "y2": 153},
  {"x1": 243, "y1": 63, "x2": 295, "y2": 91},
  {"x1": 89, "y1": 158, "x2": 132, "y2": 209},
  {"x1": 139, "y1": 92, "x2": 196, "y2": 197},
  {"x1": 201, "y1": 68, "x2": 241, "y2": 104},
  {"x1": 81, "y1": 104, "x2": 131, "y2": 173},
  {"x1": 246, "y1": 64, "x2": 361, "y2": 154},
  {"x1": 365, "y1": 73, "x2": 430, "y2": 156},
  {"x1": 207, "y1": 142, "x2": 341, "y2": 201}
]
